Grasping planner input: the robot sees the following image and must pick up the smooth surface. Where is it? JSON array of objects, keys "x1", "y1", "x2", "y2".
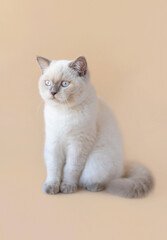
[{"x1": 0, "y1": 0, "x2": 166, "y2": 239}]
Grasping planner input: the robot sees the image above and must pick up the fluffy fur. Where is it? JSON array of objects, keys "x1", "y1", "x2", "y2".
[{"x1": 37, "y1": 56, "x2": 154, "y2": 198}]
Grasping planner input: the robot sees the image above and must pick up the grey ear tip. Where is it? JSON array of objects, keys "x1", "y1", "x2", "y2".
[
  {"x1": 76, "y1": 56, "x2": 87, "y2": 65},
  {"x1": 36, "y1": 56, "x2": 41, "y2": 61},
  {"x1": 79, "y1": 56, "x2": 86, "y2": 60},
  {"x1": 36, "y1": 56, "x2": 51, "y2": 63}
]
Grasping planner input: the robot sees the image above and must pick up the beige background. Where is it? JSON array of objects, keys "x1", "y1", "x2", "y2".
[{"x1": 0, "y1": 0, "x2": 167, "y2": 239}]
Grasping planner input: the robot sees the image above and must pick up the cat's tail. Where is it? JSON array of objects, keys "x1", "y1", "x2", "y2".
[{"x1": 106, "y1": 162, "x2": 154, "y2": 198}]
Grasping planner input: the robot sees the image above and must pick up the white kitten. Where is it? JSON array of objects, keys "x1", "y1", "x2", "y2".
[{"x1": 37, "y1": 56, "x2": 154, "y2": 198}]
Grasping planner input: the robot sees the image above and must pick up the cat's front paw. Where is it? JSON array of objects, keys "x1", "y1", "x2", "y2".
[
  {"x1": 42, "y1": 182, "x2": 60, "y2": 194},
  {"x1": 60, "y1": 182, "x2": 78, "y2": 194},
  {"x1": 84, "y1": 183, "x2": 104, "y2": 192}
]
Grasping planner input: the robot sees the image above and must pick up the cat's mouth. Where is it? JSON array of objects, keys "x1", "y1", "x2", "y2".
[
  {"x1": 50, "y1": 95, "x2": 59, "y2": 101},
  {"x1": 49, "y1": 95, "x2": 64, "y2": 104},
  {"x1": 48, "y1": 93, "x2": 72, "y2": 104}
]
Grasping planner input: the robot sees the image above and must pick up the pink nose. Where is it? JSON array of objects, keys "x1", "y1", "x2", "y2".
[
  {"x1": 51, "y1": 85, "x2": 58, "y2": 95},
  {"x1": 51, "y1": 90, "x2": 57, "y2": 96}
]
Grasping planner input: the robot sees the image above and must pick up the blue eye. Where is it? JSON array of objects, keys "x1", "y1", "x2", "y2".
[
  {"x1": 61, "y1": 81, "x2": 70, "y2": 87},
  {"x1": 45, "y1": 80, "x2": 51, "y2": 86}
]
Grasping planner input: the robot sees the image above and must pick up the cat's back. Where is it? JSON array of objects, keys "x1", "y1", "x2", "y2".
[{"x1": 97, "y1": 96, "x2": 122, "y2": 140}]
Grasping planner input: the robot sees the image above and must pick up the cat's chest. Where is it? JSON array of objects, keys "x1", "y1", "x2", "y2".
[{"x1": 44, "y1": 105, "x2": 90, "y2": 139}]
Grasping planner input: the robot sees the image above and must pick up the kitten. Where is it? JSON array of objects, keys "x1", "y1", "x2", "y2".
[{"x1": 37, "y1": 56, "x2": 154, "y2": 198}]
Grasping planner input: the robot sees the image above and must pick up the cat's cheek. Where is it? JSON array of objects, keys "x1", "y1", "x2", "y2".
[{"x1": 41, "y1": 90, "x2": 52, "y2": 101}]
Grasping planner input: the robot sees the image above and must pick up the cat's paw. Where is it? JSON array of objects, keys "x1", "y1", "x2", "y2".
[
  {"x1": 60, "y1": 182, "x2": 78, "y2": 194},
  {"x1": 84, "y1": 183, "x2": 104, "y2": 192},
  {"x1": 42, "y1": 182, "x2": 60, "y2": 194}
]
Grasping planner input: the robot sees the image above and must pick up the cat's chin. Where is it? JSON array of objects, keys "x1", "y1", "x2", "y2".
[{"x1": 46, "y1": 96, "x2": 70, "y2": 105}]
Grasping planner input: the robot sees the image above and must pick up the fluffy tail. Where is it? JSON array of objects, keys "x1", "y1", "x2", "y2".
[{"x1": 106, "y1": 162, "x2": 154, "y2": 198}]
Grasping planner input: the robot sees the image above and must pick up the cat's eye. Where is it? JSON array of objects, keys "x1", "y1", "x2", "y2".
[
  {"x1": 45, "y1": 80, "x2": 51, "y2": 86},
  {"x1": 61, "y1": 81, "x2": 70, "y2": 87}
]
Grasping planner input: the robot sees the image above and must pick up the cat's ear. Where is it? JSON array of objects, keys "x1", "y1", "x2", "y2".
[
  {"x1": 36, "y1": 56, "x2": 51, "y2": 73},
  {"x1": 69, "y1": 56, "x2": 87, "y2": 77}
]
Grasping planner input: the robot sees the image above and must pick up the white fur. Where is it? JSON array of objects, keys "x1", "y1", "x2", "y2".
[{"x1": 37, "y1": 56, "x2": 154, "y2": 197}]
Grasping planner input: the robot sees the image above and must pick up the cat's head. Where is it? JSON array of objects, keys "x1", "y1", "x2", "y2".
[{"x1": 37, "y1": 56, "x2": 91, "y2": 106}]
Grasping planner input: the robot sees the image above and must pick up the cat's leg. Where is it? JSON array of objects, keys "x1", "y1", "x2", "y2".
[
  {"x1": 43, "y1": 142, "x2": 65, "y2": 194},
  {"x1": 60, "y1": 139, "x2": 93, "y2": 194},
  {"x1": 80, "y1": 148, "x2": 123, "y2": 192},
  {"x1": 79, "y1": 152, "x2": 108, "y2": 192}
]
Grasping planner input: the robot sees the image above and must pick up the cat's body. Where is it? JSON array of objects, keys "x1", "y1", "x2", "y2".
[{"x1": 37, "y1": 56, "x2": 153, "y2": 198}]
